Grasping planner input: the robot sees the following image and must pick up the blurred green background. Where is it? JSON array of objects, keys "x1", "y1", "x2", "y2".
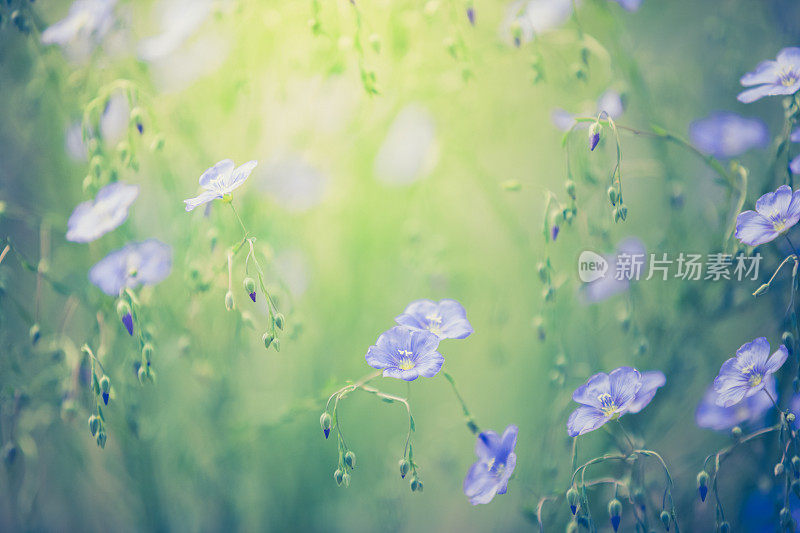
[{"x1": 2, "y1": 0, "x2": 800, "y2": 530}]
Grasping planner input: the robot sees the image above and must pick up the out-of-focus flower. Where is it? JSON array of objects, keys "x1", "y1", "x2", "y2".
[
  {"x1": 789, "y1": 127, "x2": 800, "y2": 175},
  {"x1": 66, "y1": 182, "x2": 139, "y2": 243},
  {"x1": 738, "y1": 47, "x2": 800, "y2": 104},
  {"x1": 502, "y1": 0, "x2": 573, "y2": 46},
  {"x1": 184, "y1": 159, "x2": 257, "y2": 212},
  {"x1": 579, "y1": 237, "x2": 645, "y2": 304},
  {"x1": 609, "y1": 0, "x2": 642, "y2": 11},
  {"x1": 137, "y1": 0, "x2": 212, "y2": 61},
  {"x1": 89, "y1": 239, "x2": 172, "y2": 296},
  {"x1": 696, "y1": 378, "x2": 774, "y2": 430},
  {"x1": 41, "y1": 0, "x2": 116, "y2": 50},
  {"x1": 374, "y1": 104, "x2": 438, "y2": 186},
  {"x1": 394, "y1": 299, "x2": 473, "y2": 340},
  {"x1": 627, "y1": 370, "x2": 666, "y2": 413},
  {"x1": 735, "y1": 185, "x2": 800, "y2": 247},
  {"x1": 365, "y1": 326, "x2": 444, "y2": 381},
  {"x1": 713, "y1": 337, "x2": 787, "y2": 407},
  {"x1": 260, "y1": 154, "x2": 327, "y2": 213},
  {"x1": 567, "y1": 367, "x2": 642, "y2": 436},
  {"x1": 463, "y1": 425, "x2": 518, "y2": 505},
  {"x1": 551, "y1": 89, "x2": 624, "y2": 132},
  {"x1": 689, "y1": 112, "x2": 769, "y2": 159}
]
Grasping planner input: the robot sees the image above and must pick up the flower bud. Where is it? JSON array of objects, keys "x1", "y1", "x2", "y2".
[
  {"x1": 783, "y1": 331, "x2": 794, "y2": 346},
  {"x1": 565, "y1": 180, "x2": 576, "y2": 199},
  {"x1": 466, "y1": 5, "x2": 475, "y2": 25},
  {"x1": 718, "y1": 521, "x2": 730, "y2": 533},
  {"x1": 100, "y1": 375, "x2": 110, "y2": 393},
  {"x1": 272, "y1": 338, "x2": 281, "y2": 352},
  {"x1": 29, "y1": 323, "x2": 41, "y2": 345},
  {"x1": 792, "y1": 456, "x2": 800, "y2": 476},
  {"x1": 659, "y1": 510, "x2": 670, "y2": 530},
  {"x1": 566, "y1": 487, "x2": 579, "y2": 515},
  {"x1": 320, "y1": 412, "x2": 332, "y2": 439},
  {"x1": 243, "y1": 277, "x2": 256, "y2": 302},
  {"x1": 781, "y1": 507, "x2": 792, "y2": 526},
  {"x1": 130, "y1": 107, "x2": 144, "y2": 134},
  {"x1": 88, "y1": 415, "x2": 100, "y2": 437},
  {"x1": 150, "y1": 134, "x2": 165, "y2": 152},
  {"x1": 96, "y1": 430, "x2": 107, "y2": 449},
  {"x1": 617, "y1": 205, "x2": 628, "y2": 221},
  {"x1": 116, "y1": 300, "x2": 134, "y2": 335},
  {"x1": 752, "y1": 283, "x2": 770, "y2": 297},
  {"x1": 410, "y1": 477, "x2": 422, "y2": 492},
  {"x1": 788, "y1": 413, "x2": 796, "y2": 424},
  {"x1": 775, "y1": 462, "x2": 786, "y2": 477},
  {"x1": 792, "y1": 480, "x2": 800, "y2": 498},
  {"x1": 142, "y1": 343, "x2": 153, "y2": 364},
  {"x1": 537, "y1": 262, "x2": 548, "y2": 282},
  {"x1": 509, "y1": 20, "x2": 522, "y2": 48},
  {"x1": 138, "y1": 365, "x2": 148, "y2": 384},
  {"x1": 730, "y1": 426, "x2": 742, "y2": 441},
  {"x1": 589, "y1": 122, "x2": 601, "y2": 151},
  {"x1": 697, "y1": 471, "x2": 709, "y2": 502},
  {"x1": 275, "y1": 313, "x2": 285, "y2": 330},
  {"x1": 334, "y1": 469, "x2": 344, "y2": 486},
  {"x1": 341, "y1": 472, "x2": 351, "y2": 487},
  {"x1": 551, "y1": 225, "x2": 560, "y2": 241},
  {"x1": 262, "y1": 332, "x2": 274, "y2": 350},
  {"x1": 607, "y1": 186, "x2": 617, "y2": 206},
  {"x1": 608, "y1": 498, "x2": 622, "y2": 532},
  {"x1": 224, "y1": 291, "x2": 234, "y2": 311},
  {"x1": 344, "y1": 451, "x2": 356, "y2": 468},
  {"x1": 399, "y1": 458, "x2": 410, "y2": 478}
]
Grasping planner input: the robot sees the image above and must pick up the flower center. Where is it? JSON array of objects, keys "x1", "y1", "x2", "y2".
[
  {"x1": 773, "y1": 220, "x2": 787, "y2": 233},
  {"x1": 780, "y1": 69, "x2": 799, "y2": 87},
  {"x1": 397, "y1": 350, "x2": 415, "y2": 370},
  {"x1": 486, "y1": 458, "x2": 505, "y2": 476},
  {"x1": 598, "y1": 393, "x2": 618, "y2": 417},
  {"x1": 741, "y1": 364, "x2": 763, "y2": 387},
  {"x1": 425, "y1": 313, "x2": 443, "y2": 335}
]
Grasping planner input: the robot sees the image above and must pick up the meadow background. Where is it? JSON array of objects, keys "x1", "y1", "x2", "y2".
[{"x1": 1, "y1": 0, "x2": 800, "y2": 531}]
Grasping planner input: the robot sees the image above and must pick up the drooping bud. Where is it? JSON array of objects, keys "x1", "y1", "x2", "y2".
[
  {"x1": 791, "y1": 455, "x2": 800, "y2": 476},
  {"x1": 130, "y1": 107, "x2": 144, "y2": 134},
  {"x1": 262, "y1": 332, "x2": 274, "y2": 350},
  {"x1": 341, "y1": 472, "x2": 351, "y2": 487},
  {"x1": 659, "y1": 510, "x2": 670, "y2": 530},
  {"x1": 138, "y1": 365, "x2": 148, "y2": 384},
  {"x1": 320, "y1": 412, "x2": 332, "y2": 439},
  {"x1": 589, "y1": 122, "x2": 601, "y2": 151},
  {"x1": 718, "y1": 521, "x2": 730, "y2": 533},
  {"x1": 731, "y1": 426, "x2": 742, "y2": 441},
  {"x1": 410, "y1": 477, "x2": 422, "y2": 492},
  {"x1": 116, "y1": 300, "x2": 133, "y2": 335},
  {"x1": 88, "y1": 415, "x2": 100, "y2": 437},
  {"x1": 775, "y1": 462, "x2": 786, "y2": 477},
  {"x1": 224, "y1": 291, "x2": 234, "y2": 311},
  {"x1": 399, "y1": 459, "x2": 410, "y2": 478},
  {"x1": 607, "y1": 186, "x2": 617, "y2": 206},
  {"x1": 96, "y1": 430, "x2": 107, "y2": 449},
  {"x1": 551, "y1": 225, "x2": 560, "y2": 241},
  {"x1": 244, "y1": 277, "x2": 256, "y2": 302},
  {"x1": 275, "y1": 313, "x2": 285, "y2": 330},
  {"x1": 792, "y1": 479, "x2": 800, "y2": 498},
  {"x1": 781, "y1": 507, "x2": 792, "y2": 526},
  {"x1": 142, "y1": 343, "x2": 153, "y2": 364},
  {"x1": 344, "y1": 451, "x2": 356, "y2": 469},
  {"x1": 608, "y1": 498, "x2": 622, "y2": 531},
  {"x1": 99, "y1": 376, "x2": 110, "y2": 405},
  {"x1": 272, "y1": 338, "x2": 281, "y2": 352},
  {"x1": 466, "y1": 5, "x2": 475, "y2": 25},
  {"x1": 565, "y1": 180, "x2": 576, "y2": 200},
  {"x1": 617, "y1": 205, "x2": 628, "y2": 221},
  {"x1": 566, "y1": 487, "x2": 579, "y2": 515},
  {"x1": 509, "y1": 20, "x2": 522, "y2": 48},
  {"x1": 334, "y1": 469, "x2": 344, "y2": 486},
  {"x1": 28, "y1": 323, "x2": 41, "y2": 345},
  {"x1": 697, "y1": 471, "x2": 709, "y2": 502}
]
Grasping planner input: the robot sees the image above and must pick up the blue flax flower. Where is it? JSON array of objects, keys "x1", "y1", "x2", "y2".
[
  {"x1": 395, "y1": 299, "x2": 473, "y2": 340},
  {"x1": 41, "y1": 0, "x2": 116, "y2": 48},
  {"x1": 89, "y1": 239, "x2": 172, "y2": 296},
  {"x1": 463, "y1": 424, "x2": 518, "y2": 505},
  {"x1": 610, "y1": 0, "x2": 642, "y2": 11},
  {"x1": 738, "y1": 47, "x2": 800, "y2": 103},
  {"x1": 567, "y1": 367, "x2": 643, "y2": 436},
  {"x1": 735, "y1": 185, "x2": 800, "y2": 246},
  {"x1": 184, "y1": 159, "x2": 258, "y2": 212},
  {"x1": 365, "y1": 326, "x2": 444, "y2": 381},
  {"x1": 67, "y1": 182, "x2": 139, "y2": 243},
  {"x1": 713, "y1": 337, "x2": 787, "y2": 407},
  {"x1": 689, "y1": 112, "x2": 769, "y2": 159},
  {"x1": 627, "y1": 370, "x2": 666, "y2": 413},
  {"x1": 696, "y1": 379, "x2": 774, "y2": 431}
]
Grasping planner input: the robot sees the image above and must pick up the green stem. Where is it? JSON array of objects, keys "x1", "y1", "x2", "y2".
[{"x1": 442, "y1": 371, "x2": 479, "y2": 434}]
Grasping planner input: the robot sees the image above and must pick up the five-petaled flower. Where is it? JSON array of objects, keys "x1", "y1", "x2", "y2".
[
  {"x1": 89, "y1": 239, "x2": 172, "y2": 296},
  {"x1": 67, "y1": 182, "x2": 139, "y2": 243},
  {"x1": 41, "y1": 0, "x2": 117, "y2": 48},
  {"x1": 463, "y1": 424, "x2": 518, "y2": 505},
  {"x1": 365, "y1": 326, "x2": 444, "y2": 381},
  {"x1": 184, "y1": 159, "x2": 258, "y2": 212},
  {"x1": 689, "y1": 112, "x2": 769, "y2": 159},
  {"x1": 734, "y1": 185, "x2": 800, "y2": 247},
  {"x1": 713, "y1": 337, "x2": 787, "y2": 407},
  {"x1": 395, "y1": 299, "x2": 473, "y2": 340},
  {"x1": 568, "y1": 367, "x2": 656, "y2": 436},
  {"x1": 737, "y1": 47, "x2": 800, "y2": 103},
  {"x1": 696, "y1": 379, "x2": 774, "y2": 431}
]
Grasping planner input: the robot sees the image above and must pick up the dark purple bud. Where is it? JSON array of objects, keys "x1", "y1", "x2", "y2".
[
  {"x1": 611, "y1": 516, "x2": 620, "y2": 531},
  {"x1": 570, "y1": 505, "x2": 576, "y2": 515},
  {"x1": 699, "y1": 485, "x2": 707, "y2": 502},
  {"x1": 589, "y1": 132, "x2": 600, "y2": 151},
  {"x1": 513, "y1": 36, "x2": 521, "y2": 48},
  {"x1": 249, "y1": 291, "x2": 257, "y2": 302},
  {"x1": 122, "y1": 313, "x2": 133, "y2": 336},
  {"x1": 323, "y1": 428, "x2": 330, "y2": 439},
  {"x1": 551, "y1": 225, "x2": 559, "y2": 241},
  {"x1": 136, "y1": 123, "x2": 143, "y2": 134},
  {"x1": 102, "y1": 392, "x2": 109, "y2": 405},
  {"x1": 466, "y1": 6, "x2": 475, "y2": 25}
]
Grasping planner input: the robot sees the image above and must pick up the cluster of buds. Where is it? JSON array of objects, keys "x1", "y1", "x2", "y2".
[{"x1": 399, "y1": 445, "x2": 423, "y2": 493}]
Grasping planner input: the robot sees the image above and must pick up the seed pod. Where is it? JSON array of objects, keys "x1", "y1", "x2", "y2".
[
  {"x1": 262, "y1": 332, "x2": 274, "y2": 350},
  {"x1": 334, "y1": 469, "x2": 344, "y2": 486},
  {"x1": 274, "y1": 313, "x2": 285, "y2": 330},
  {"x1": 88, "y1": 415, "x2": 100, "y2": 437}
]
